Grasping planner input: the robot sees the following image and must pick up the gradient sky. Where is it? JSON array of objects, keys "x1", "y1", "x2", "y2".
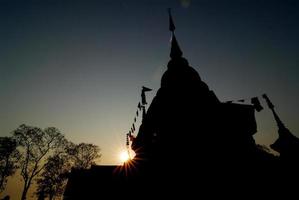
[{"x1": 1, "y1": 0, "x2": 299, "y2": 199}]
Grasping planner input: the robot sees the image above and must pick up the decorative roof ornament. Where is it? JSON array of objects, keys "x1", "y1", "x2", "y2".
[
  {"x1": 263, "y1": 94, "x2": 299, "y2": 157},
  {"x1": 168, "y1": 8, "x2": 183, "y2": 59}
]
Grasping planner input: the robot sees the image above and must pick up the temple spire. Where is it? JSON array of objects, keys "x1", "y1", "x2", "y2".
[
  {"x1": 262, "y1": 94, "x2": 287, "y2": 134},
  {"x1": 168, "y1": 9, "x2": 183, "y2": 59}
]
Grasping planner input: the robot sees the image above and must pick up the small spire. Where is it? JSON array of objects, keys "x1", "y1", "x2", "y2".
[
  {"x1": 262, "y1": 94, "x2": 286, "y2": 132},
  {"x1": 168, "y1": 9, "x2": 183, "y2": 59},
  {"x1": 168, "y1": 8, "x2": 176, "y2": 32},
  {"x1": 263, "y1": 94, "x2": 299, "y2": 156}
]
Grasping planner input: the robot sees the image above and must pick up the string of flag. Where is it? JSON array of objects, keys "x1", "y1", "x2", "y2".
[
  {"x1": 125, "y1": 91, "x2": 275, "y2": 158},
  {"x1": 126, "y1": 86, "x2": 152, "y2": 149}
]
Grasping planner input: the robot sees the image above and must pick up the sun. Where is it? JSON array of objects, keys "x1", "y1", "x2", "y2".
[{"x1": 119, "y1": 151, "x2": 130, "y2": 163}]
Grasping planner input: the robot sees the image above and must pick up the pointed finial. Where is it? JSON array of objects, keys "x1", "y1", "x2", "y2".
[
  {"x1": 168, "y1": 8, "x2": 176, "y2": 32},
  {"x1": 168, "y1": 9, "x2": 183, "y2": 59}
]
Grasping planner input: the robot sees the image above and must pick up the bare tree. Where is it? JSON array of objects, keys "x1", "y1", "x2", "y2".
[
  {"x1": 66, "y1": 143, "x2": 101, "y2": 169},
  {"x1": 13, "y1": 124, "x2": 66, "y2": 200},
  {"x1": 0, "y1": 137, "x2": 20, "y2": 192}
]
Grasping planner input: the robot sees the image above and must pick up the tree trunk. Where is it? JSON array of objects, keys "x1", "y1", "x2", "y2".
[
  {"x1": 21, "y1": 184, "x2": 28, "y2": 200},
  {"x1": 21, "y1": 174, "x2": 36, "y2": 200},
  {"x1": 21, "y1": 179, "x2": 32, "y2": 200}
]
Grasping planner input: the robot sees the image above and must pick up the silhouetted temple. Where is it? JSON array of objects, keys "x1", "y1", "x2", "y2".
[{"x1": 64, "y1": 11, "x2": 299, "y2": 199}]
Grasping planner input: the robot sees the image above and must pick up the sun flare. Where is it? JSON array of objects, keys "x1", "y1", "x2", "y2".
[{"x1": 119, "y1": 151, "x2": 130, "y2": 163}]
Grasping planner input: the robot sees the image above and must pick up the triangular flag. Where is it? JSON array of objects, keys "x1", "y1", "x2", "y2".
[
  {"x1": 142, "y1": 86, "x2": 152, "y2": 92},
  {"x1": 141, "y1": 86, "x2": 152, "y2": 105}
]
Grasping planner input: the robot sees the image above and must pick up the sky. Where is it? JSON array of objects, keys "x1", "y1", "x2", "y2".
[{"x1": 1, "y1": 0, "x2": 299, "y2": 199}]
